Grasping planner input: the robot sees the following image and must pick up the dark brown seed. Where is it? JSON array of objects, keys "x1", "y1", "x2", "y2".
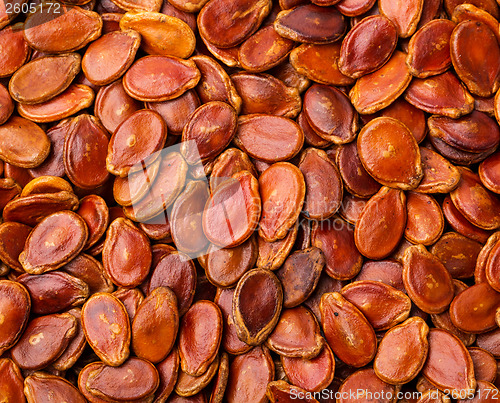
[
  {"x1": 206, "y1": 235, "x2": 257, "y2": 288},
  {"x1": 339, "y1": 15, "x2": 398, "y2": 79},
  {"x1": 276, "y1": 247, "x2": 324, "y2": 308},
  {"x1": 149, "y1": 250, "x2": 196, "y2": 316},
  {"x1": 274, "y1": 4, "x2": 346, "y2": 44},
  {"x1": 19, "y1": 211, "x2": 88, "y2": 275},
  {"x1": 11, "y1": 313, "x2": 77, "y2": 370},
  {"x1": 25, "y1": 372, "x2": 86, "y2": 403},
  {"x1": 17, "y1": 271, "x2": 89, "y2": 315},
  {"x1": 233, "y1": 268, "x2": 283, "y2": 346},
  {"x1": 198, "y1": 0, "x2": 272, "y2": 48}
]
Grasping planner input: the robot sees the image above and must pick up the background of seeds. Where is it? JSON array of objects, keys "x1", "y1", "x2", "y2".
[{"x1": 0, "y1": 0, "x2": 499, "y2": 401}]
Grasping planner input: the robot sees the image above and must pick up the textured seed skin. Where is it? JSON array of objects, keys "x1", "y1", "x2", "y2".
[
  {"x1": 0, "y1": 281, "x2": 31, "y2": 355},
  {"x1": 81, "y1": 292, "x2": 131, "y2": 366},
  {"x1": 9, "y1": 53, "x2": 81, "y2": 105},
  {"x1": 258, "y1": 162, "x2": 305, "y2": 242},
  {"x1": 339, "y1": 15, "x2": 397, "y2": 79},
  {"x1": 11, "y1": 313, "x2": 77, "y2": 370},
  {"x1": 374, "y1": 317, "x2": 429, "y2": 385},
  {"x1": 422, "y1": 328, "x2": 476, "y2": 395},
  {"x1": 233, "y1": 268, "x2": 283, "y2": 346},
  {"x1": 354, "y1": 187, "x2": 407, "y2": 260},
  {"x1": 266, "y1": 306, "x2": 324, "y2": 358},
  {"x1": 19, "y1": 211, "x2": 89, "y2": 275},
  {"x1": 2, "y1": 1, "x2": 500, "y2": 401},
  {"x1": 320, "y1": 292, "x2": 377, "y2": 367},
  {"x1": 341, "y1": 280, "x2": 412, "y2": 330},
  {"x1": 132, "y1": 287, "x2": 179, "y2": 363},
  {"x1": 178, "y1": 300, "x2": 222, "y2": 376},
  {"x1": 357, "y1": 117, "x2": 423, "y2": 190}
]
